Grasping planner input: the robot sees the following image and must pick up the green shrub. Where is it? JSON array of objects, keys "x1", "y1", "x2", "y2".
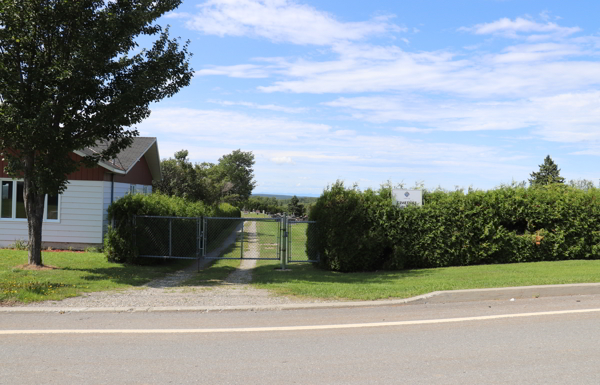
[
  {"x1": 104, "y1": 193, "x2": 241, "y2": 264},
  {"x1": 309, "y1": 182, "x2": 395, "y2": 272},
  {"x1": 10, "y1": 239, "x2": 28, "y2": 251},
  {"x1": 104, "y1": 224, "x2": 134, "y2": 263},
  {"x1": 312, "y1": 182, "x2": 600, "y2": 272}
]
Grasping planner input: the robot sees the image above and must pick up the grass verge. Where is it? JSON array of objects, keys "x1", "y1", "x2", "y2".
[
  {"x1": 0, "y1": 250, "x2": 191, "y2": 304},
  {"x1": 251, "y1": 259, "x2": 600, "y2": 301}
]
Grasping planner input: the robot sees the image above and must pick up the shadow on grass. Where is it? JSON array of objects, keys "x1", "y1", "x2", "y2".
[
  {"x1": 64, "y1": 227, "x2": 247, "y2": 289},
  {"x1": 251, "y1": 263, "x2": 434, "y2": 286},
  {"x1": 60, "y1": 259, "x2": 192, "y2": 287}
]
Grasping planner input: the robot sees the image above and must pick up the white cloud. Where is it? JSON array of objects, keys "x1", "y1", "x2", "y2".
[
  {"x1": 271, "y1": 156, "x2": 295, "y2": 164},
  {"x1": 490, "y1": 42, "x2": 581, "y2": 63},
  {"x1": 208, "y1": 99, "x2": 307, "y2": 113},
  {"x1": 180, "y1": 0, "x2": 402, "y2": 46},
  {"x1": 140, "y1": 107, "x2": 521, "y2": 165},
  {"x1": 196, "y1": 64, "x2": 270, "y2": 78},
  {"x1": 140, "y1": 108, "x2": 331, "y2": 146},
  {"x1": 460, "y1": 17, "x2": 581, "y2": 39},
  {"x1": 256, "y1": 41, "x2": 600, "y2": 97},
  {"x1": 322, "y1": 91, "x2": 600, "y2": 143},
  {"x1": 394, "y1": 127, "x2": 434, "y2": 134},
  {"x1": 191, "y1": 11, "x2": 599, "y2": 99},
  {"x1": 140, "y1": 107, "x2": 538, "y2": 192}
]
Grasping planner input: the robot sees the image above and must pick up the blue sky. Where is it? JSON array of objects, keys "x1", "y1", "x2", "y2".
[{"x1": 137, "y1": 0, "x2": 600, "y2": 196}]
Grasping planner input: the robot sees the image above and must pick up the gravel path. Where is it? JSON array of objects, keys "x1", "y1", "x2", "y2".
[
  {"x1": 25, "y1": 220, "x2": 330, "y2": 308},
  {"x1": 224, "y1": 221, "x2": 258, "y2": 284}
]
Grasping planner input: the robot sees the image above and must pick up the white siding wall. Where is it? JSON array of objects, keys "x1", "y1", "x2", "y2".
[
  {"x1": 0, "y1": 180, "x2": 154, "y2": 248},
  {"x1": 0, "y1": 180, "x2": 104, "y2": 247},
  {"x1": 102, "y1": 182, "x2": 152, "y2": 237}
]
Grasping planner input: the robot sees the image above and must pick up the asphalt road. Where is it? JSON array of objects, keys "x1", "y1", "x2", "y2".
[{"x1": 2, "y1": 295, "x2": 600, "y2": 384}]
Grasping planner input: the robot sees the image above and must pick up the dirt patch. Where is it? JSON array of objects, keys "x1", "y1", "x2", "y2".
[
  {"x1": 0, "y1": 299, "x2": 21, "y2": 307},
  {"x1": 14, "y1": 264, "x2": 60, "y2": 271}
]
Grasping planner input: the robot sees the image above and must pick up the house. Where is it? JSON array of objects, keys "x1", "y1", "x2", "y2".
[{"x1": 0, "y1": 137, "x2": 161, "y2": 249}]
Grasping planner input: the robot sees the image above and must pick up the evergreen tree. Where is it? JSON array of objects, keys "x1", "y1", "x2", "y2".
[
  {"x1": 529, "y1": 155, "x2": 565, "y2": 186},
  {"x1": 287, "y1": 195, "x2": 305, "y2": 217}
]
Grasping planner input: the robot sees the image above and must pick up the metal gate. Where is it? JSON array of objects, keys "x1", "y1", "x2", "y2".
[
  {"x1": 287, "y1": 220, "x2": 319, "y2": 263},
  {"x1": 134, "y1": 215, "x2": 203, "y2": 260},
  {"x1": 203, "y1": 217, "x2": 281, "y2": 261},
  {"x1": 133, "y1": 214, "x2": 318, "y2": 267}
]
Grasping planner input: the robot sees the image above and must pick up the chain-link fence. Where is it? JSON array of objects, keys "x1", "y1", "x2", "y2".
[
  {"x1": 203, "y1": 217, "x2": 244, "y2": 256},
  {"x1": 287, "y1": 220, "x2": 320, "y2": 262},
  {"x1": 245, "y1": 218, "x2": 281, "y2": 260},
  {"x1": 133, "y1": 215, "x2": 319, "y2": 264},
  {"x1": 135, "y1": 216, "x2": 201, "y2": 259},
  {"x1": 204, "y1": 217, "x2": 281, "y2": 260}
]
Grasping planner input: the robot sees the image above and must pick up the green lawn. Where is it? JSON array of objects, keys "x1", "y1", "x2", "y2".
[
  {"x1": 251, "y1": 259, "x2": 600, "y2": 301},
  {"x1": 0, "y1": 249, "x2": 191, "y2": 304},
  {"x1": 254, "y1": 218, "x2": 280, "y2": 260},
  {"x1": 5, "y1": 242, "x2": 600, "y2": 305}
]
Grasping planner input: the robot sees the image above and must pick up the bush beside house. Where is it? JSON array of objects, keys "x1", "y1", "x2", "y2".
[{"x1": 104, "y1": 193, "x2": 240, "y2": 264}]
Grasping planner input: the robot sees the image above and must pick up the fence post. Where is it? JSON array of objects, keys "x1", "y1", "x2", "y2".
[
  {"x1": 276, "y1": 218, "x2": 281, "y2": 262},
  {"x1": 241, "y1": 219, "x2": 244, "y2": 260},
  {"x1": 169, "y1": 217, "x2": 172, "y2": 257},
  {"x1": 203, "y1": 217, "x2": 207, "y2": 257},
  {"x1": 281, "y1": 214, "x2": 288, "y2": 270},
  {"x1": 132, "y1": 215, "x2": 136, "y2": 251}
]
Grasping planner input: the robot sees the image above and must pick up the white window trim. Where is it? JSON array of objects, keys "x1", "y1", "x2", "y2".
[
  {"x1": 43, "y1": 193, "x2": 62, "y2": 222},
  {"x1": 0, "y1": 178, "x2": 61, "y2": 222}
]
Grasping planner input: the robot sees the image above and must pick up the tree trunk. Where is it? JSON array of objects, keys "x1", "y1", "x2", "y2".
[
  {"x1": 26, "y1": 197, "x2": 45, "y2": 266},
  {"x1": 23, "y1": 164, "x2": 46, "y2": 266}
]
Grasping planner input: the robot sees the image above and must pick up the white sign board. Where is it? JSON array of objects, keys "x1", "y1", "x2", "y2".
[{"x1": 392, "y1": 189, "x2": 422, "y2": 208}]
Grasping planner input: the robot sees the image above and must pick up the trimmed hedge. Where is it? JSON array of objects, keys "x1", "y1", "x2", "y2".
[
  {"x1": 309, "y1": 181, "x2": 600, "y2": 272},
  {"x1": 104, "y1": 193, "x2": 240, "y2": 264}
]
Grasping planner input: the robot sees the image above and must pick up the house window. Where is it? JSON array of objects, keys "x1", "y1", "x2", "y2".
[
  {"x1": 130, "y1": 184, "x2": 136, "y2": 194},
  {"x1": 0, "y1": 180, "x2": 60, "y2": 221},
  {"x1": 1, "y1": 181, "x2": 12, "y2": 219},
  {"x1": 15, "y1": 181, "x2": 26, "y2": 218},
  {"x1": 142, "y1": 186, "x2": 148, "y2": 195},
  {"x1": 46, "y1": 194, "x2": 59, "y2": 220}
]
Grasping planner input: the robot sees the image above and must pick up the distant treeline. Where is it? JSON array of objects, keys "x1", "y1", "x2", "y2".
[{"x1": 245, "y1": 195, "x2": 318, "y2": 215}]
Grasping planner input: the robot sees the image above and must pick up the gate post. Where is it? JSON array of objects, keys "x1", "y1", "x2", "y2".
[{"x1": 241, "y1": 219, "x2": 244, "y2": 260}]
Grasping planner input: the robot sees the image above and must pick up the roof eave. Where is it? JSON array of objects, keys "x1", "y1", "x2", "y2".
[{"x1": 73, "y1": 150, "x2": 126, "y2": 175}]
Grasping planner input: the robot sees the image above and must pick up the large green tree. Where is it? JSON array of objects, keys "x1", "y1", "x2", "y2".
[
  {"x1": 0, "y1": 0, "x2": 193, "y2": 266},
  {"x1": 154, "y1": 149, "x2": 256, "y2": 207},
  {"x1": 529, "y1": 155, "x2": 565, "y2": 187},
  {"x1": 214, "y1": 149, "x2": 256, "y2": 205},
  {"x1": 153, "y1": 150, "x2": 206, "y2": 201}
]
